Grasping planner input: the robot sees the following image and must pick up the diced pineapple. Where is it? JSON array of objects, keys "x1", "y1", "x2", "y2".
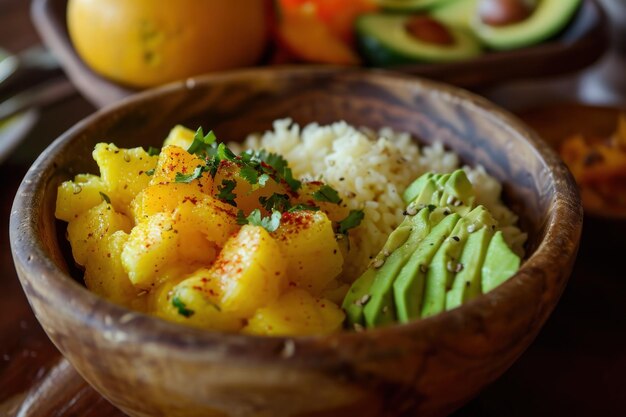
[
  {"x1": 272, "y1": 210, "x2": 343, "y2": 294},
  {"x1": 83, "y1": 231, "x2": 141, "y2": 309},
  {"x1": 67, "y1": 201, "x2": 133, "y2": 266},
  {"x1": 121, "y1": 212, "x2": 218, "y2": 290},
  {"x1": 121, "y1": 213, "x2": 180, "y2": 289},
  {"x1": 163, "y1": 125, "x2": 195, "y2": 149},
  {"x1": 320, "y1": 282, "x2": 350, "y2": 306},
  {"x1": 213, "y1": 160, "x2": 290, "y2": 215},
  {"x1": 244, "y1": 288, "x2": 344, "y2": 336},
  {"x1": 55, "y1": 174, "x2": 107, "y2": 222},
  {"x1": 150, "y1": 145, "x2": 212, "y2": 193},
  {"x1": 152, "y1": 268, "x2": 245, "y2": 332},
  {"x1": 130, "y1": 182, "x2": 207, "y2": 222},
  {"x1": 93, "y1": 143, "x2": 158, "y2": 212},
  {"x1": 172, "y1": 197, "x2": 239, "y2": 247},
  {"x1": 213, "y1": 225, "x2": 287, "y2": 316}
]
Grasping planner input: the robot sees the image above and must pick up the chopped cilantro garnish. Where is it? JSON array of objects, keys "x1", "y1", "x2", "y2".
[
  {"x1": 174, "y1": 165, "x2": 204, "y2": 183},
  {"x1": 216, "y1": 142, "x2": 236, "y2": 162},
  {"x1": 282, "y1": 166, "x2": 302, "y2": 192},
  {"x1": 241, "y1": 209, "x2": 282, "y2": 232},
  {"x1": 258, "y1": 173, "x2": 270, "y2": 186},
  {"x1": 187, "y1": 127, "x2": 217, "y2": 155},
  {"x1": 239, "y1": 164, "x2": 259, "y2": 185},
  {"x1": 216, "y1": 179, "x2": 237, "y2": 206},
  {"x1": 172, "y1": 296, "x2": 194, "y2": 317},
  {"x1": 259, "y1": 193, "x2": 291, "y2": 213},
  {"x1": 145, "y1": 168, "x2": 155, "y2": 176},
  {"x1": 338, "y1": 210, "x2": 365, "y2": 234},
  {"x1": 99, "y1": 192, "x2": 111, "y2": 204},
  {"x1": 236, "y1": 210, "x2": 248, "y2": 225},
  {"x1": 289, "y1": 204, "x2": 320, "y2": 212},
  {"x1": 147, "y1": 146, "x2": 160, "y2": 156},
  {"x1": 312, "y1": 185, "x2": 342, "y2": 204}
]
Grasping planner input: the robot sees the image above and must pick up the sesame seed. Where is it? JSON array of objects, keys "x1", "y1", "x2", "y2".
[
  {"x1": 354, "y1": 323, "x2": 365, "y2": 332},
  {"x1": 447, "y1": 195, "x2": 455, "y2": 205},
  {"x1": 419, "y1": 264, "x2": 428, "y2": 273},
  {"x1": 359, "y1": 294, "x2": 371, "y2": 306},
  {"x1": 372, "y1": 258, "x2": 385, "y2": 269},
  {"x1": 405, "y1": 205, "x2": 418, "y2": 216},
  {"x1": 467, "y1": 224, "x2": 476, "y2": 233},
  {"x1": 452, "y1": 236, "x2": 460, "y2": 242}
]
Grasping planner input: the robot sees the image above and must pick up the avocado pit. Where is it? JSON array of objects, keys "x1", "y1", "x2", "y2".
[
  {"x1": 478, "y1": 0, "x2": 536, "y2": 27},
  {"x1": 405, "y1": 15, "x2": 455, "y2": 46}
]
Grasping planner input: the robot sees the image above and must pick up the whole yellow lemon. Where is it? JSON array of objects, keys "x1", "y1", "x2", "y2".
[{"x1": 67, "y1": 0, "x2": 269, "y2": 88}]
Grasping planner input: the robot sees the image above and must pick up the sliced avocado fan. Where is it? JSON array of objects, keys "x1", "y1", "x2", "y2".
[
  {"x1": 376, "y1": 0, "x2": 451, "y2": 13},
  {"x1": 342, "y1": 169, "x2": 522, "y2": 330}
]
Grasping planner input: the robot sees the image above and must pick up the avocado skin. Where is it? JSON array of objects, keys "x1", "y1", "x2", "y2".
[
  {"x1": 446, "y1": 226, "x2": 494, "y2": 311},
  {"x1": 481, "y1": 231, "x2": 521, "y2": 293},
  {"x1": 363, "y1": 208, "x2": 435, "y2": 327},
  {"x1": 472, "y1": 0, "x2": 582, "y2": 50},
  {"x1": 393, "y1": 212, "x2": 460, "y2": 322},
  {"x1": 376, "y1": 0, "x2": 451, "y2": 13}
]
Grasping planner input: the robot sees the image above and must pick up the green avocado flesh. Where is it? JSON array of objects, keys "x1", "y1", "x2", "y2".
[
  {"x1": 356, "y1": 13, "x2": 482, "y2": 66},
  {"x1": 342, "y1": 169, "x2": 522, "y2": 329},
  {"x1": 472, "y1": 0, "x2": 582, "y2": 50},
  {"x1": 431, "y1": 0, "x2": 477, "y2": 28},
  {"x1": 376, "y1": 0, "x2": 450, "y2": 12}
]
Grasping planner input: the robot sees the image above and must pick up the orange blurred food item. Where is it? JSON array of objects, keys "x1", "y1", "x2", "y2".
[
  {"x1": 275, "y1": 0, "x2": 377, "y2": 65},
  {"x1": 559, "y1": 114, "x2": 626, "y2": 214},
  {"x1": 67, "y1": 0, "x2": 270, "y2": 88}
]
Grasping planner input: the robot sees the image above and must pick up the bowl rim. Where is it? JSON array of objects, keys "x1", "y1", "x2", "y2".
[{"x1": 10, "y1": 66, "x2": 582, "y2": 356}]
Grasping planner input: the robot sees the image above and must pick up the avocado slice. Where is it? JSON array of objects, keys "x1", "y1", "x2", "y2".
[
  {"x1": 471, "y1": 0, "x2": 582, "y2": 50},
  {"x1": 431, "y1": 0, "x2": 477, "y2": 28},
  {"x1": 403, "y1": 172, "x2": 436, "y2": 204},
  {"x1": 356, "y1": 13, "x2": 482, "y2": 67},
  {"x1": 420, "y1": 205, "x2": 495, "y2": 317},
  {"x1": 362, "y1": 208, "x2": 435, "y2": 327},
  {"x1": 342, "y1": 269, "x2": 377, "y2": 327},
  {"x1": 376, "y1": 0, "x2": 450, "y2": 13},
  {"x1": 481, "y1": 231, "x2": 521, "y2": 293},
  {"x1": 446, "y1": 226, "x2": 494, "y2": 310},
  {"x1": 393, "y1": 212, "x2": 460, "y2": 322}
]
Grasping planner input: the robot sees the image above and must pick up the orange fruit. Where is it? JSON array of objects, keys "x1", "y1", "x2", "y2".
[{"x1": 67, "y1": 0, "x2": 270, "y2": 88}]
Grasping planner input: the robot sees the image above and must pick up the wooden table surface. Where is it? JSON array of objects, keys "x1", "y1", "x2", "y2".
[{"x1": 1, "y1": 1, "x2": 625, "y2": 416}]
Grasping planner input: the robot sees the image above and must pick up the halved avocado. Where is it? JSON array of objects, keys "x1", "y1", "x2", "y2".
[
  {"x1": 472, "y1": 0, "x2": 582, "y2": 50},
  {"x1": 377, "y1": 0, "x2": 451, "y2": 12},
  {"x1": 356, "y1": 13, "x2": 482, "y2": 66},
  {"x1": 431, "y1": 0, "x2": 477, "y2": 28}
]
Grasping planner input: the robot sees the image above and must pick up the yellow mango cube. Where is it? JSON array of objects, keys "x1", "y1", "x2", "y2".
[
  {"x1": 163, "y1": 125, "x2": 195, "y2": 150},
  {"x1": 150, "y1": 145, "x2": 212, "y2": 193},
  {"x1": 130, "y1": 182, "x2": 207, "y2": 222},
  {"x1": 152, "y1": 268, "x2": 245, "y2": 332},
  {"x1": 83, "y1": 231, "x2": 141, "y2": 309},
  {"x1": 213, "y1": 225, "x2": 287, "y2": 316},
  {"x1": 93, "y1": 143, "x2": 158, "y2": 212},
  {"x1": 272, "y1": 210, "x2": 343, "y2": 294},
  {"x1": 172, "y1": 197, "x2": 239, "y2": 247},
  {"x1": 244, "y1": 289, "x2": 344, "y2": 336},
  {"x1": 67, "y1": 201, "x2": 132, "y2": 266},
  {"x1": 55, "y1": 174, "x2": 107, "y2": 222}
]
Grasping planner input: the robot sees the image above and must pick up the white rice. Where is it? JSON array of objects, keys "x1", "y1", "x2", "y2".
[{"x1": 240, "y1": 119, "x2": 526, "y2": 280}]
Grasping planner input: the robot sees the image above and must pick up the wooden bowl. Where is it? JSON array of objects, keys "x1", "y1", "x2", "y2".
[
  {"x1": 10, "y1": 68, "x2": 582, "y2": 417},
  {"x1": 31, "y1": 0, "x2": 608, "y2": 108}
]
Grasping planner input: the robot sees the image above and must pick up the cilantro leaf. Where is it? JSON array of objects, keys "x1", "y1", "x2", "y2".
[
  {"x1": 216, "y1": 179, "x2": 237, "y2": 206},
  {"x1": 338, "y1": 210, "x2": 365, "y2": 234},
  {"x1": 217, "y1": 142, "x2": 236, "y2": 162},
  {"x1": 282, "y1": 166, "x2": 302, "y2": 192},
  {"x1": 236, "y1": 210, "x2": 248, "y2": 225},
  {"x1": 258, "y1": 173, "x2": 270, "y2": 186},
  {"x1": 99, "y1": 192, "x2": 111, "y2": 204},
  {"x1": 145, "y1": 168, "x2": 155, "y2": 176},
  {"x1": 187, "y1": 127, "x2": 217, "y2": 155},
  {"x1": 312, "y1": 185, "x2": 342, "y2": 204},
  {"x1": 289, "y1": 204, "x2": 320, "y2": 212},
  {"x1": 245, "y1": 209, "x2": 282, "y2": 232},
  {"x1": 239, "y1": 164, "x2": 259, "y2": 185},
  {"x1": 147, "y1": 146, "x2": 160, "y2": 156},
  {"x1": 259, "y1": 193, "x2": 291, "y2": 213},
  {"x1": 172, "y1": 296, "x2": 194, "y2": 317},
  {"x1": 174, "y1": 165, "x2": 204, "y2": 183}
]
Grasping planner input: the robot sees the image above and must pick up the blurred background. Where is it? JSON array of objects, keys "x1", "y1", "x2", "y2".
[{"x1": 1, "y1": 0, "x2": 624, "y2": 416}]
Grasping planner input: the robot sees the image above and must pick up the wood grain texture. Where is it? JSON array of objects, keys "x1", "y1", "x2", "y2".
[
  {"x1": 10, "y1": 68, "x2": 582, "y2": 417},
  {"x1": 30, "y1": 0, "x2": 607, "y2": 108}
]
